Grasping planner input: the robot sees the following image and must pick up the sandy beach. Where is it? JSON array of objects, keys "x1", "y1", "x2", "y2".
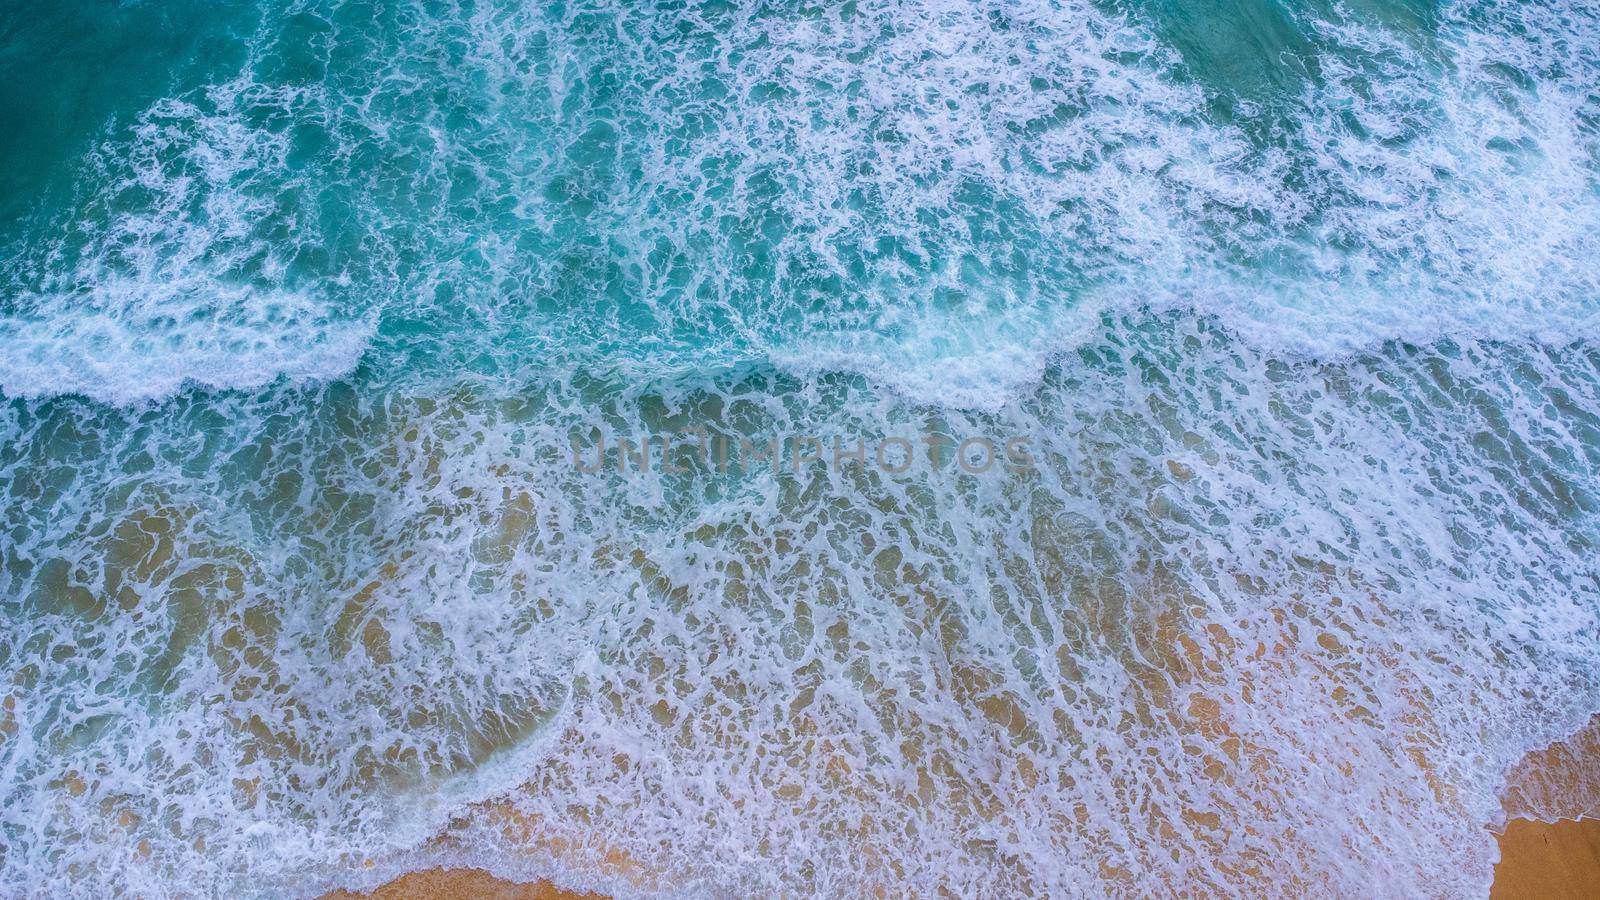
[
  {"x1": 330, "y1": 820, "x2": 1600, "y2": 900},
  {"x1": 324, "y1": 868, "x2": 598, "y2": 900},
  {"x1": 1491, "y1": 818, "x2": 1600, "y2": 900},
  {"x1": 1490, "y1": 716, "x2": 1600, "y2": 899},
  {"x1": 330, "y1": 717, "x2": 1600, "y2": 900},
  {"x1": 331, "y1": 819, "x2": 1600, "y2": 900}
]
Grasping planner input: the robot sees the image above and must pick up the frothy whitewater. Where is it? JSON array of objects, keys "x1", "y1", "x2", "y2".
[{"x1": 1, "y1": 0, "x2": 1598, "y2": 896}]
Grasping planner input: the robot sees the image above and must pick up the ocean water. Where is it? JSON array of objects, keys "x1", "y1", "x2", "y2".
[{"x1": 1, "y1": 0, "x2": 1598, "y2": 896}]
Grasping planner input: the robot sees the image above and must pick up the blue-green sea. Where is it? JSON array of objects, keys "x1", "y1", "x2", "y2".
[{"x1": 3, "y1": 1, "x2": 1600, "y2": 896}]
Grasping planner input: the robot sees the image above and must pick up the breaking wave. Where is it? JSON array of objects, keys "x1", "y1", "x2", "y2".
[{"x1": 2, "y1": 1, "x2": 1599, "y2": 897}]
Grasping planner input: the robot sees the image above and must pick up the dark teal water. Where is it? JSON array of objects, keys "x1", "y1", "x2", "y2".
[{"x1": 1, "y1": 1, "x2": 1599, "y2": 896}]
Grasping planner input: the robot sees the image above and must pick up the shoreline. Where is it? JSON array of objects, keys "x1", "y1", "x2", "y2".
[
  {"x1": 329, "y1": 718, "x2": 1600, "y2": 899},
  {"x1": 1491, "y1": 716, "x2": 1600, "y2": 899},
  {"x1": 328, "y1": 821, "x2": 1600, "y2": 900},
  {"x1": 329, "y1": 817, "x2": 1600, "y2": 900}
]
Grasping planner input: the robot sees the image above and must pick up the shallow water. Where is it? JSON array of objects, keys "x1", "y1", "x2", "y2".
[{"x1": 1, "y1": 1, "x2": 1598, "y2": 897}]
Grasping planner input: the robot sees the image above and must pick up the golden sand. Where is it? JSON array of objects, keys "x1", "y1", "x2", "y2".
[
  {"x1": 1491, "y1": 818, "x2": 1600, "y2": 900},
  {"x1": 323, "y1": 867, "x2": 600, "y2": 900}
]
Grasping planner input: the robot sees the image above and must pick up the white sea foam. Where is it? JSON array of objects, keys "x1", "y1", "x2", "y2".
[
  {"x1": 7, "y1": 0, "x2": 1598, "y2": 406},
  {"x1": 0, "y1": 281, "x2": 374, "y2": 404},
  {"x1": 3, "y1": 1, "x2": 1600, "y2": 898},
  {"x1": 4, "y1": 311, "x2": 1599, "y2": 898},
  {"x1": 0, "y1": 77, "x2": 372, "y2": 404}
]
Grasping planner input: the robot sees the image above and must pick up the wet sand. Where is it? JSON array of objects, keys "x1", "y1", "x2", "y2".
[
  {"x1": 1492, "y1": 818, "x2": 1600, "y2": 900},
  {"x1": 333, "y1": 716, "x2": 1600, "y2": 899},
  {"x1": 332, "y1": 820, "x2": 1600, "y2": 900},
  {"x1": 323, "y1": 868, "x2": 601, "y2": 900},
  {"x1": 333, "y1": 821, "x2": 1600, "y2": 900}
]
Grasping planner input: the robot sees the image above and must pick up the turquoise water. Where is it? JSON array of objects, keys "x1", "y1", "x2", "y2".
[{"x1": 2, "y1": 1, "x2": 1599, "y2": 896}]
